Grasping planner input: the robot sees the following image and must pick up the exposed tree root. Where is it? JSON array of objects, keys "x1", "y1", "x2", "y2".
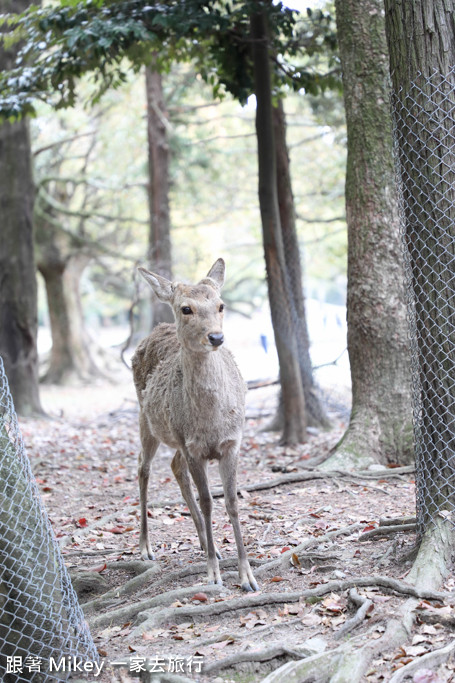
[
  {"x1": 203, "y1": 641, "x2": 306, "y2": 676},
  {"x1": 88, "y1": 583, "x2": 224, "y2": 630},
  {"x1": 209, "y1": 466, "x2": 414, "y2": 499},
  {"x1": 254, "y1": 522, "x2": 363, "y2": 578},
  {"x1": 388, "y1": 638, "x2": 455, "y2": 682},
  {"x1": 259, "y1": 642, "x2": 352, "y2": 682},
  {"x1": 82, "y1": 564, "x2": 161, "y2": 612},
  {"x1": 104, "y1": 560, "x2": 155, "y2": 574},
  {"x1": 258, "y1": 517, "x2": 455, "y2": 683},
  {"x1": 129, "y1": 574, "x2": 448, "y2": 637},
  {"x1": 334, "y1": 588, "x2": 373, "y2": 640},
  {"x1": 358, "y1": 522, "x2": 416, "y2": 542},
  {"x1": 139, "y1": 673, "x2": 196, "y2": 683},
  {"x1": 197, "y1": 616, "x2": 304, "y2": 648},
  {"x1": 379, "y1": 516, "x2": 416, "y2": 526},
  {"x1": 416, "y1": 610, "x2": 455, "y2": 628}
]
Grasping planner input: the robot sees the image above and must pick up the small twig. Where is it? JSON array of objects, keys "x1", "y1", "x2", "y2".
[{"x1": 247, "y1": 378, "x2": 279, "y2": 390}]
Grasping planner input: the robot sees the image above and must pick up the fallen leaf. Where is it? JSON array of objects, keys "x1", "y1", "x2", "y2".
[
  {"x1": 211, "y1": 638, "x2": 234, "y2": 650},
  {"x1": 290, "y1": 553, "x2": 301, "y2": 568},
  {"x1": 421, "y1": 625, "x2": 438, "y2": 635},
  {"x1": 362, "y1": 524, "x2": 376, "y2": 533},
  {"x1": 103, "y1": 526, "x2": 125, "y2": 534},
  {"x1": 321, "y1": 593, "x2": 346, "y2": 614},
  {"x1": 192, "y1": 593, "x2": 208, "y2": 602},
  {"x1": 405, "y1": 644, "x2": 428, "y2": 657},
  {"x1": 90, "y1": 563, "x2": 107, "y2": 573}
]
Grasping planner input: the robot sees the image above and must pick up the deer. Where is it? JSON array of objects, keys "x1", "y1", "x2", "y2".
[{"x1": 132, "y1": 258, "x2": 259, "y2": 592}]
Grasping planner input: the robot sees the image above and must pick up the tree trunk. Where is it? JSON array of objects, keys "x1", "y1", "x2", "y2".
[
  {"x1": 272, "y1": 99, "x2": 330, "y2": 430},
  {"x1": 384, "y1": 0, "x2": 455, "y2": 529},
  {"x1": 145, "y1": 66, "x2": 174, "y2": 328},
  {"x1": 250, "y1": 10, "x2": 307, "y2": 445},
  {"x1": 325, "y1": 0, "x2": 413, "y2": 468},
  {"x1": 0, "y1": 0, "x2": 43, "y2": 416},
  {"x1": 35, "y1": 216, "x2": 101, "y2": 384}
]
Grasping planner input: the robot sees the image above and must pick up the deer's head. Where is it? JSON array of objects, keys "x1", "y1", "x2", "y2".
[{"x1": 138, "y1": 259, "x2": 226, "y2": 353}]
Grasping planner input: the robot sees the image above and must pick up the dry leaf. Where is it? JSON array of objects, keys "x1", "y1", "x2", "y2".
[
  {"x1": 192, "y1": 593, "x2": 208, "y2": 602},
  {"x1": 290, "y1": 553, "x2": 301, "y2": 568}
]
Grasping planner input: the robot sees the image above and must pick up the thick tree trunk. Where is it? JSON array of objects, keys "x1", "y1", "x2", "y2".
[
  {"x1": 272, "y1": 99, "x2": 329, "y2": 430},
  {"x1": 251, "y1": 10, "x2": 307, "y2": 445},
  {"x1": 145, "y1": 67, "x2": 174, "y2": 328},
  {"x1": 325, "y1": 0, "x2": 413, "y2": 468},
  {"x1": 385, "y1": 0, "x2": 455, "y2": 528},
  {"x1": 0, "y1": 0, "x2": 43, "y2": 416}
]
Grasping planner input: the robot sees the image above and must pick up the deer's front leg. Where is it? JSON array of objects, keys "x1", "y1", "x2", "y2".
[
  {"x1": 219, "y1": 448, "x2": 259, "y2": 592},
  {"x1": 172, "y1": 450, "x2": 222, "y2": 558},
  {"x1": 185, "y1": 454, "x2": 222, "y2": 586}
]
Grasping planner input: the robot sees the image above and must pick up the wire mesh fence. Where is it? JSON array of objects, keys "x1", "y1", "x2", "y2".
[
  {"x1": 0, "y1": 356, "x2": 98, "y2": 681},
  {"x1": 392, "y1": 66, "x2": 455, "y2": 535}
]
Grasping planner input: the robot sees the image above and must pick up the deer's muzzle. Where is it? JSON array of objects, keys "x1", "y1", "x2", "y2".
[{"x1": 208, "y1": 333, "x2": 224, "y2": 347}]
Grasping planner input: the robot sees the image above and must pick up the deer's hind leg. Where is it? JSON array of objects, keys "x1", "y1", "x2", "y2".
[
  {"x1": 171, "y1": 451, "x2": 221, "y2": 559},
  {"x1": 138, "y1": 411, "x2": 160, "y2": 560}
]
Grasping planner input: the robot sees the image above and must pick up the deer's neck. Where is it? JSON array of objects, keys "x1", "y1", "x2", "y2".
[{"x1": 180, "y1": 348, "x2": 225, "y2": 394}]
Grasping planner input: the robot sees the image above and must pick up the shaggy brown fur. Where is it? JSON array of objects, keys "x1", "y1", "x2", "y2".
[{"x1": 132, "y1": 259, "x2": 258, "y2": 591}]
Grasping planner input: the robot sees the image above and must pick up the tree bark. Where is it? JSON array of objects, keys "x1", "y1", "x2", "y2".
[
  {"x1": 272, "y1": 99, "x2": 329, "y2": 430},
  {"x1": 250, "y1": 10, "x2": 307, "y2": 445},
  {"x1": 325, "y1": 0, "x2": 413, "y2": 468},
  {"x1": 145, "y1": 66, "x2": 174, "y2": 328},
  {"x1": 0, "y1": 0, "x2": 43, "y2": 416},
  {"x1": 35, "y1": 204, "x2": 102, "y2": 384},
  {"x1": 384, "y1": 0, "x2": 455, "y2": 528}
]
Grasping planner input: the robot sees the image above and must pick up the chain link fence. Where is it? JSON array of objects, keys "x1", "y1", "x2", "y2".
[
  {"x1": 0, "y1": 356, "x2": 98, "y2": 681},
  {"x1": 392, "y1": 66, "x2": 455, "y2": 534}
]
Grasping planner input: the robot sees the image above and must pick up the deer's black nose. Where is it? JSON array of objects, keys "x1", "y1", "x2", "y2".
[{"x1": 208, "y1": 333, "x2": 224, "y2": 347}]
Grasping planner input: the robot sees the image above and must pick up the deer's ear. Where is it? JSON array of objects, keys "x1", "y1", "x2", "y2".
[
  {"x1": 138, "y1": 267, "x2": 174, "y2": 302},
  {"x1": 203, "y1": 258, "x2": 225, "y2": 291}
]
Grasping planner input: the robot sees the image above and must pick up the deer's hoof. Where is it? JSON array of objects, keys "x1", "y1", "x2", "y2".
[
  {"x1": 241, "y1": 578, "x2": 259, "y2": 592},
  {"x1": 140, "y1": 547, "x2": 155, "y2": 561}
]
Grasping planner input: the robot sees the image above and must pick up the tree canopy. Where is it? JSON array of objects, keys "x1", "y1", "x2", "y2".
[{"x1": 0, "y1": 0, "x2": 339, "y2": 117}]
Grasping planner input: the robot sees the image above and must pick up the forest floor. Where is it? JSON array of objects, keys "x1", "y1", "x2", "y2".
[{"x1": 19, "y1": 371, "x2": 455, "y2": 683}]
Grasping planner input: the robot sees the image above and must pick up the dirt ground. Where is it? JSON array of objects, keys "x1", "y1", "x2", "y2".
[{"x1": 18, "y1": 373, "x2": 455, "y2": 683}]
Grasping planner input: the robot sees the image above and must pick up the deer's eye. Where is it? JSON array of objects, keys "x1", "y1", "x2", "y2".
[
  {"x1": 181, "y1": 306, "x2": 193, "y2": 315},
  {"x1": 219, "y1": 303, "x2": 225, "y2": 313}
]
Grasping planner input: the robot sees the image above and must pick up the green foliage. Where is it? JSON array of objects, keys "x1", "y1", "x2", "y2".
[{"x1": 0, "y1": 0, "x2": 340, "y2": 117}]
